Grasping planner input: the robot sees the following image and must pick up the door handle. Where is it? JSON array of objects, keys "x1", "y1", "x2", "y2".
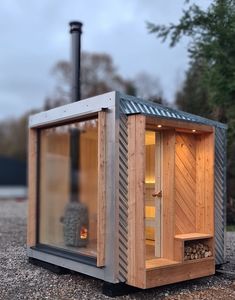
[{"x1": 152, "y1": 190, "x2": 162, "y2": 198}]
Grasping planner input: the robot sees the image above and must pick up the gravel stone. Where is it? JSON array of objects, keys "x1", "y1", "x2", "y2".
[{"x1": 0, "y1": 199, "x2": 235, "y2": 299}]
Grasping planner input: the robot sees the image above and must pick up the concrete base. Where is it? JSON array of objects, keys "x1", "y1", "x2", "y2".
[{"x1": 102, "y1": 282, "x2": 140, "y2": 297}]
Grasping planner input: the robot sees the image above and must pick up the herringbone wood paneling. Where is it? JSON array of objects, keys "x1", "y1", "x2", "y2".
[{"x1": 175, "y1": 133, "x2": 196, "y2": 234}]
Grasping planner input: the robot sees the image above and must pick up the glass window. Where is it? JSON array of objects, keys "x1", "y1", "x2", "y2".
[
  {"x1": 39, "y1": 118, "x2": 98, "y2": 258},
  {"x1": 145, "y1": 130, "x2": 162, "y2": 260}
]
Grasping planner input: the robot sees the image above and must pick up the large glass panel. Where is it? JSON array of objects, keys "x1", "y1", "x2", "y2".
[
  {"x1": 145, "y1": 130, "x2": 162, "y2": 260},
  {"x1": 145, "y1": 131, "x2": 156, "y2": 260},
  {"x1": 39, "y1": 118, "x2": 98, "y2": 258}
]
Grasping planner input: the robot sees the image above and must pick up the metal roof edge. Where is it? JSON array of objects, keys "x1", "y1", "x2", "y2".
[
  {"x1": 29, "y1": 91, "x2": 116, "y2": 128},
  {"x1": 117, "y1": 92, "x2": 228, "y2": 130}
]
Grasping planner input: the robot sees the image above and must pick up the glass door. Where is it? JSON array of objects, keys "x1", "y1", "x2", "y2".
[{"x1": 145, "y1": 130, "x2": 162, "y2": 260}]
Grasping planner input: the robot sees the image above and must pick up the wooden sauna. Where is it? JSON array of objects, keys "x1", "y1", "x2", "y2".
[{"x1": 27, "y1": 91, "x2": 227, "y2": 292}]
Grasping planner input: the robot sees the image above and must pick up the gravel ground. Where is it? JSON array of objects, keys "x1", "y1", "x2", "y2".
[
  {"x1": 0, "y1": 199, "x2": 235, "y2": 300},
  {"x1": 227, "y1": 232, "x2": 235, "y2": 264}
]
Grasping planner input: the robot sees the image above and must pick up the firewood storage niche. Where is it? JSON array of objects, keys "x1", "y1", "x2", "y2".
[{"x1": 127, "y1": 114, "x2": 215, "y2": 289}]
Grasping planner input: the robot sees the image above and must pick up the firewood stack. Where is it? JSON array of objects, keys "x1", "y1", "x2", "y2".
[{"x1": 184, "y1": 242, "x2": 213, "y2": 261}]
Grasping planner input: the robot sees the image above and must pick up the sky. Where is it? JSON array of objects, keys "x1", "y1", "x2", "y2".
[{"x1": 0, "y1": 0, "x2": 212, "y2": 120}]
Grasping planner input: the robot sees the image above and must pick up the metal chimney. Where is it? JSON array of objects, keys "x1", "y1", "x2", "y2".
[
  {"x1": 68, "y1": 21, "x2": 83, "y2": 202},
  {"x1": 63, "y1": 21, "x2": 89, "y2": 248},
  {"x1": 69, "y1": 21, "x2": 83, "y2": 101}
]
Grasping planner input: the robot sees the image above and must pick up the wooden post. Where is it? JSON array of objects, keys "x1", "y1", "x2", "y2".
[
  {"x1": 27, "y1": 128, "x2": 38, "y2": 247},
  {"x1": 162, "y1": 131, "x2": 175, "y2": 260},
  {"x1": 127, "y1": 114, "x2": 146, "y2": 288},
  {"x1": 97, "y1": 111, "x2": 106, "y2": 267}
]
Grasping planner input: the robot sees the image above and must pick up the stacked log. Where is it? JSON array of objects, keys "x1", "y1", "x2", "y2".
[{"x1": 184, "y1": 242, "x2": 212, "y2": 261}]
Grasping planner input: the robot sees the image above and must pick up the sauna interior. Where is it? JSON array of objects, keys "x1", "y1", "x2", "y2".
[
  {"x1": 39, "y1": 117, "x2": 99, "y2": 258},
  {"x1": 127, "y1": 115, "x2": 215, "y2": 289}
]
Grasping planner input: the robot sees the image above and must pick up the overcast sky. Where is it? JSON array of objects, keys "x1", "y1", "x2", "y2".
[{"x1": 0, "y1": 0, "x2": 211, "y2": 120}]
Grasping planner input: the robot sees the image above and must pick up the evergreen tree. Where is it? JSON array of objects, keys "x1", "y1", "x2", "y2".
[{"x1": 175, "y1": 58, "x2": 212, "y2": 118}]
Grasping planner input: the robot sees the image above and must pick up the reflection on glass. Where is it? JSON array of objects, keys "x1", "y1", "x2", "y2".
[
  {"x1": 39, "y1": 118, "x2": 98, "y2": 258},
  {"x1": 145, "y1": 131, "x2": 156, "y2": 260}
]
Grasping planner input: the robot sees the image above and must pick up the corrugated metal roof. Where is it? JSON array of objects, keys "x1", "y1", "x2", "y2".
[{"x1": 118, "y1": 92, "x2": 227, "y2": 129}]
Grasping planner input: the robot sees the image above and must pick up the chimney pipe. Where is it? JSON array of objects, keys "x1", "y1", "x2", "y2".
[
  {"x1": 69, "y1": 21, "x2": 83, "y2": 102},
  {"x1": 63, "y1": 21, "x2": 89, "y2": 248}
]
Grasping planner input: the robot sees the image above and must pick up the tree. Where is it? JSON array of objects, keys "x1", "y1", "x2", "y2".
[
  {"x1": 148, "y1": 0, "x2": 235, "y2": 223},
  {"x1": 45, "y1": 51, "x2": 136, "y2": 109},
  {"x1": 133, "y1": 72, "x2": 166, "y2": 104},
  {"x1": 45, "y1": 51, "x2": 165, "y2": 109},
  {"x1": 0, "y1": 50, "x2": 165, "y2": 165},
  {"x1": 147, "y1": 0, "x2": 235, "y2": 119},
  {"x1": 0, "y1": 113, "x2": 29, "y2": 162},
  {"x1": 175, "y1": 58, "x2": 212, "y2": 118}
]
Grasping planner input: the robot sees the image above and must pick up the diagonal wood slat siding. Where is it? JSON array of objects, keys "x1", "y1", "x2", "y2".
[
  {"x1": 214, "y1": 127, "x2": 227, "y2": 265},
  {"x1": 117, "y1": 109, "x2": 129, "y2": 281},
  {"x1": 175, "y1": 133, "x2": 196, "y2": 234}
]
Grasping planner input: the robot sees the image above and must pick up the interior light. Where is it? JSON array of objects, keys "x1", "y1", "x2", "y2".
[
  {"x1": 192, "y1": 129, "x2": 196, "y2": 133},
  {"x1": 157, "y1": 124, "x2": 162, "y2": 128},
  {"x1": 145, "y1": 180, "x2": 155, "y2": 184}
]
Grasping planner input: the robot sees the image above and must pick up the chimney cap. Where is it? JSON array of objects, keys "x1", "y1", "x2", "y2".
[{"x1": 69, "y1": 21, "x2": 83, "y2": 33}]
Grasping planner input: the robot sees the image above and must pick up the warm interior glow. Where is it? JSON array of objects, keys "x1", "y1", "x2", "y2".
[
  {"x1": 192, "y1": 129, "x2": 196, "y2": 133},
  {"x1": 145, "y1": 206, "x2": 156, "y2": 218},
  {"x1": 145, "y1": 227, "x2": 155, "y2": 241},
  {"x1": 145, "y1": 179, "x2": 155, "y2": 184},
  {"x1": 145, "y1": 131, "x2": 156, "y2": 145},
  {"x1": 157, "y1": 124, "x2": 162, "y2": 128},
  {"x1": 80, "y1": 226, "x2": 88, "y2": 240}
]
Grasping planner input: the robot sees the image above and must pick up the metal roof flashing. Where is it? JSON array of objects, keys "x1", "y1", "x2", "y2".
[{"x1": 117, "y1": 92, "x2": 228, "y2": 130}]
